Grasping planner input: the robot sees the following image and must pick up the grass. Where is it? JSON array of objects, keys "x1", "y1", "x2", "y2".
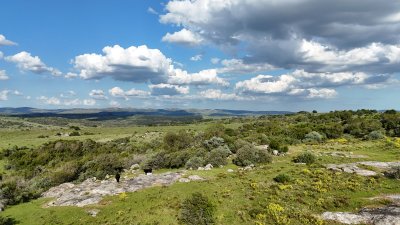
[{"x1": 2, "y1": 140, "x2": 400, "y2": 224}]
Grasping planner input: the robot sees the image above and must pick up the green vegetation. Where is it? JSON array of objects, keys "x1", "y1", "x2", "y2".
[{"x1": 0, "y1": 109, "x2": 400, "y2": 224}]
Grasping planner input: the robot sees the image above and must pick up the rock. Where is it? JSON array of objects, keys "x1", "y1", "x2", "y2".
[
  {"x1": 323, "y1": 203, "x2": 400, "y2": 225},
  {"x1": 197, "y1": 167, "x2": 205, "y2": 171},
  {"x1": 322, "y1": 212, "x2": 370, "y2": 224},
  {"x1": 273, "y1": 150, "x2": 279, "y2": 156},
  {"x1": 205, "y1": 164, "x2": 213, "y2": 170},
  {"x1": 179, "y1": 178, "x2": 190, "y2": 183},
  {"x1": 188, "y1": 175, "x2": 204, "y2": 181},
  {"x1": 130, "y1": 164, "x2": 140, "y2": 170},
  {"x1": 227, "y1": 169, "x2": 234, "y2": 173},
  {"x1": 42, "y1": 172, "x2": 183, "y2": 207},
  {"x1": 146, "y1": 172, "x2": 152, "y2": 176},
  {"x1": 244, "y1": 165, "x2": 254, "y2": 171},
  {"x1": 219, "y1": 165, "x2": 224, "y2": 168},
  {"x1": 105, "y1": 174, "x2": 110, "y2": 179},
  {"x1": 325, "y1": 162, "x2": 380, "y2": 176}
]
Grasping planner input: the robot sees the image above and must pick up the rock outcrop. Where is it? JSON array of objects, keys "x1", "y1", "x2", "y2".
[
  {"x1": 325, "y1": 161, "x2": 400, "y2": 176},
  {"x1": 43, "y1": 172, "x2": 184, "y2": 207}
]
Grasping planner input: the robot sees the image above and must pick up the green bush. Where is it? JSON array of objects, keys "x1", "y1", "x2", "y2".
[
  {"x1": 203, "y1": 137, "x2": 225, "y2": 150},
  {"x1": 69, "y1": 131, "x2": 80, "y2": 136},
  {"x1": 233, "y1": 145, "x2": 272, "y2": 166},
  {"x1": 50, "y1": 161, "x2": 81, "y2": 185},
  {"x1": 206, "y1": 146, "x2": 231, "y2": 167},
  {"x1": 80, "y1": 154, "x2": 123, "y2": 180},
  {"x1": 179, "y1": 192, "x2": 215, "y2": 225},
  {"x1": 0, "y1": 215, "x2": 17, "y2": 225},
  {"x1": 273, "y1": 174, "x2": 292, "y2": 183},
  {"x1": 293, "y1": 152, "x2": 316, "y2": 165},
  {"x1": 185, "y1": 156, "x2": 205, "y2": 169},
  {"x1": 303, "y1": 131, "x2": 324, "y2": 143},
  {"x1": 367, "y1": 130, "x2": 385, "y2": 140}
]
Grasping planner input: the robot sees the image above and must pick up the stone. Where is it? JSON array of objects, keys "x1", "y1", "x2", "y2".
[
  {"x1": 179, "y1": 178, "x2": 190, "y2": 183},
  {"x1": 273, "y1": 150, "x2": 279, "y2": 156},
  {"x1": 130, "y1": 164, "x2": 140, "y2": 170},
  {"x1": 322, "y1": 212, "x2": 370, "y2": 224},
  {"x1": 227, "y1": 169, "x2": 234, "y2": 173},
  {"x1": 188, "y1": 175, "x2": 204, "y2": 181},
  {"x1": 42, "y1": 172, "x2": 183, "y2": 207},
  {"x1": 205, "y1": 164, "x2": 213, "y2": 170},
  {"x1": 197, "y1": 167, "x2": 205, "y2": 171}
]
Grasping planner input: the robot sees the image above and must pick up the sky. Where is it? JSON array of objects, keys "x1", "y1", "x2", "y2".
[{"x1": 0, "y1": 0, "x2": 399, "y2": 111}]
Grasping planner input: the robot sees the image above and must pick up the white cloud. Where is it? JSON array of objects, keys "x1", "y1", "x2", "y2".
[
  {"x1": 0, "y1": 34, "x2": 16, "y2": 46},
  {"x1": 37, "y1": 96, "x2": 61, "y2": 105},
  {"x1": 13, "y1": 90, "x2": 22, "y2": 96},
  {"x1": 235, "y1": 69, "x2": 390, "y2": 99},
  {"x1": 218, "y1": 59, "x2": 275, "y2": 74},
  {"x1": 236, "y1": 74, "x2": 296, "y2": 94},
  {"x1": 211, "y1": 58, "x2": 220, "y2": 64},
  {"x1": 190, "y1": 54, "x2": 202, "y2": 61},
  {"x1": 307, "y1": 88, "x2": 337, "y2": 99},
  {"x1": 38, "y1": 96, "x2": 96, "y2": 106},
  {"x1": 199, "y1": 89, "x2": 240, "y2": 100},
  {"x1": 149, "y1": 84, "x2": 189, "y2": 96},
  {"x1": 162, "y1": 29, "x2": 203, "y2": 46},
  {"x1": 0, "y1": 90, "x2": 9, "y2": 101},
  {"x1": 109, "y1": 100, "x2": 121, "y2": 108},
  {"x1": 5, "y1": 51, "x2": 62, "y2": 76},
  {"x1": 108, "y1": 87, "x2": 149, "y2": 100},
  {"x1": 0, "y1": 51, "x2": 3, "y2": 59},
  {"x1": 168, "y1": 69, "x2": 228, "y2": 86},
  {"x1": 65, "y1": 72, "x2": 78, "y2": 79},
  {"x1": 74, "y1": 45, "x2": 172, "y2": 83},
  {"x1": 83, "y1": 99, "x2": 96, "y2": 106},
  {"x1": 89, "y1": 89, "x2": 108, "y2": 100},
  {"x1": 0, "y1": 70, "x2": 9, "y2": 80}
]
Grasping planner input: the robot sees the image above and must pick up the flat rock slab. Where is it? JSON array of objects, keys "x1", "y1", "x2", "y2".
[
  {"x1": 43, "y1": 172, "x2": 184, "y2": 207},
  {"x1": 325, "y1": 161, "x2": 400, "y2": 177},
  {"x1": 323, "y1": 205, "x2": 400, "y2": 225}
]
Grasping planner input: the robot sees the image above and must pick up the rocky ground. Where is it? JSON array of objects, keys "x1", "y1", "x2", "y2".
[
  {"x1": 326, "y1": 161, "x2": 400, "y2": 176},
  {"x1": 322, "y1": 195, "x2": 400, "y2": 225},
  {"x1": 43, "y1": 171, "x2": 204, "y2": 208},
  {"x1": 323, "y1": 160, "x2": 400, "y2": 224}
]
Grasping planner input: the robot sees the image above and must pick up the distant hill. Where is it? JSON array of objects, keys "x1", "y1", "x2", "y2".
[{"x1": 0, "y1": 107, "x2": 293, "y2": 120}]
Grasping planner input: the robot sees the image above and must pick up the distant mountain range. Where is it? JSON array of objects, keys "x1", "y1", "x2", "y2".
[{"x1": 0, "y1": 107, "x2": 293, "y2": 119}]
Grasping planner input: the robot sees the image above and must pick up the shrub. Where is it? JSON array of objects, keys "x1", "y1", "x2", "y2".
[
  {"x1": 179, "y1": 192, "x2": 215, "y2": 225},
  {"x1": 69, "y1": 131, "x2": 80, "y2": 136},
  {"x1": 206, "y1": 146, "x2": 231, "y2": 166},
  {"x1": 367, "y1": 130, "x2": 385, "y2": 140},
  {"x1": 185, "y1": 156, "x2": 205, "y2": 169},
  {"x1": 163, "y1": 130, "x2": 193, "y2": 151},
  {"x1": 303, "y1": 131, "x2": 324, "y2": 143},
  {"x1": 203, "y1": 137, "x2": 225, "y2": 150},
  {"x1": 384, "y1": 166, "x2": 400, "y2": 179},
  {"x1": 0, "y1": 215, "x2": 17, "y2": 225},
  {"x1": 80, "y1": 154, "x2": 123, "y2": 180},
  {"x1": 293, "y1": 152, "x2": 316, "y2": 165},
  {"x1": 273, "y1": 174, "x2": 292, "y2": 183},
  {"x1": 50, "y1": 161, "x2": 81, "y2": 185},
  {"x1": 233, "y1": 145, "x2": 272, "y2": 166}
]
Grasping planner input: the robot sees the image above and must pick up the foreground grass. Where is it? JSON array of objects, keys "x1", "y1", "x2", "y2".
[{"x1": 3, "y1": 140, "x2": 400, "y2": 225}]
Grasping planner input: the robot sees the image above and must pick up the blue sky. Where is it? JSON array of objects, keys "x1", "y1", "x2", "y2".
[{"x1": 0, "y1": 0, "x2": 399, "y2": 111}]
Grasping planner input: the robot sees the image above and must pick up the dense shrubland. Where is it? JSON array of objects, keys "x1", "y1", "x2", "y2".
[{"x1": 1, "y1": 109, "x2": 400, "y2": 211}]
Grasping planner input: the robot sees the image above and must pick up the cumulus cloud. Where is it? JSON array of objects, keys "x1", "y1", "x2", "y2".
[
  {"x1": 108, "y1": 87, "x2": 149, "y2": 100},
  {"x1": 160, "y1": 0, "x2": 400, "y2": 74},
  {"x1": 235, "y1": 70, "x2": 390, "y2": 99},
  {"x1": 37, "y1": 96, "x2": 61, "y2": 105},
  {"x1": 168, "y1": 69, "x2": 228, "y2": 86},
  {"x1": 74, "y1": 45, "x2": 171, "y2": 83},
  {"x1": 65, "y1": 72, "x2": 78, "y2": 79},
  {"x1": 5, "y1": 51, "x2": 62, "y2": 76},
  {"x1": 73, "y1": 45, "x2": 227, "y2": 86},
  {"x1": 162, "y1": 29, "x2": 203, "y2": 46},
  {"x1": 218, "y1": 59, "x2": 275, "y2": 74},
  {"x1": 89, "y1": 89, "x2": 108, "y2": 100},
  {"x1": 0, "y1": 35, "x2": 16, "y2": 46},
  {"x1": 0, "y1": 70, "x2": 9, "y2": 80},
  {"x1": 149, "y1": 84, "x2": 189, "y2": 96}
]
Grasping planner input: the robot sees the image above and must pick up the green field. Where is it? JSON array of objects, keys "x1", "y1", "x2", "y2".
[{"x1": 1, "y1": 111, "x2": 400, "y2": 225}]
